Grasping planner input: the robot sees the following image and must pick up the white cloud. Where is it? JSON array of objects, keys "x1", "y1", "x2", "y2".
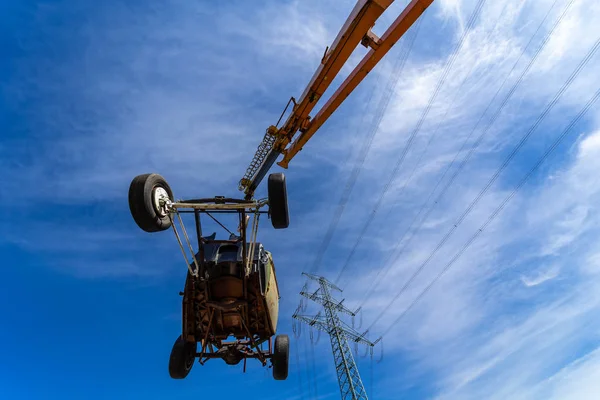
[
  {"x1": 520, "y1": 263, "x2": 560, "y2": 287},
  {"x1": 537, "y1": 346, "x2": 600, "y2": 400}
]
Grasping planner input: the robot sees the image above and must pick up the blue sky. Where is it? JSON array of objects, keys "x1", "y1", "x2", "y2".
[{"x1": 3, "y1": 0, "x2": 600, "y2": 399}]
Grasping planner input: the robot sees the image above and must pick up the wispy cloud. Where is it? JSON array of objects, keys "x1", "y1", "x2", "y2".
[{"x1": 520, "y1": 263, "x2": 560, "y2": 287}]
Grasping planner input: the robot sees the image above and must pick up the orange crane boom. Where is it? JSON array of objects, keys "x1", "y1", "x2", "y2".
[{"x1": 239, "y1": 0, "x2": 435, "y2": 198}]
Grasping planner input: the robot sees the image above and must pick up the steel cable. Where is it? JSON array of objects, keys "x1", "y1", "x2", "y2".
[
  {"x1": 310, "y1": 4, "x2": 423, "y2": 274},
  {"x1": 294, "y1": 338, "x2": 306, "y2": 400},
  {"x1": 357, "y1": 0, "x2": 572, "y2": 308},
  {"x1": 334, "y1": 0, "x2": 489, "y2": 284},
  {"x1": 351, "y1": 1, "x2": 513, "y2": 296},
  {"x1": 309, "y1": 330, "x2": 319, "y2": 399},
  {"x1": 381, "y1": 83, "x2": 600, "y2": 337},
  {"x1": 368, "y1": 32, "x2": 600, "y2": 331}
]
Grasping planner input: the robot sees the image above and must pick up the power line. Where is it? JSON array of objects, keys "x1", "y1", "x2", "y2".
[
  {"x1": 356, "y1": 0, "x2": 571, "y2": 307},
  {"x1": 370, "y1": 352, "x2": 374, "y2": 400},
  {"x1": 309, "y1": 329, "x2": 319, "y2": 399},
  {"x1": 333, "y1": 0, "x2": 489, "y2": 284},
  {"x1": 352, "y1": 0, "x2": 512, "y2": 296},
  {"x1": 310, "y1": 6, "x2": 423, "y2": 275},
  {"x1": 381, "y1": 82, "x2": 600, "y2": 337},
  {"x1": 293, "y1": 337, "x2": 306, "y2": 400},
  {"x1": 368, "y1": 32, "x2": 600, "y2": 332},
  {"x1": 302, "y1": 334, "x2": 316, "y2": 399}
]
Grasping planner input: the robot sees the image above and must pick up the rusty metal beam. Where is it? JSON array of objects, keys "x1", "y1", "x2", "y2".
[
  {"x1": 277, "y1": 0, "x2": 434, "y2": 168},
  {"x1": 239, "y1": 0, "x2": 395, "y2": 197},
  {"x1": 276, "y1": 0, "x2": 393, "y2": 146}
]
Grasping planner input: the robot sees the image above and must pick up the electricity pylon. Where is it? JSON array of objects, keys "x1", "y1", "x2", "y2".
[{"x1": 293, "y1": 272, "x2": 380, "y2": 400}]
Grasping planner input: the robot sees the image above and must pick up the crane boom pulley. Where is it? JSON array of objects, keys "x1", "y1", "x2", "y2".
[{"x1": 239, "y1": 0, "x2": 434, "y2": 199}]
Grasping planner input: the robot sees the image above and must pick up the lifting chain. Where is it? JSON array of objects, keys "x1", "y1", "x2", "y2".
[{"x1": 238, "y1": 127, "x2": 277, "y2": 192}]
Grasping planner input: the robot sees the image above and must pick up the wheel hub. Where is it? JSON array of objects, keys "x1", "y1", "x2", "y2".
[{"x1": 153, "y1": 186, "x2": 170, "y2": 217}]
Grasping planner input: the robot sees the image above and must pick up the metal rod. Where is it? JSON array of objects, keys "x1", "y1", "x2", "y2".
[
  {"x1": 176, "y1": 210, "x2": 270, "y2": 214},
  {"x1": 194, "y1": 210, "x2": 204, "y2": 278},
  {"x1": 240, "y1": 317, "x2": 266, "y2": 365},
  {"x1": 181, "y1": 197, "x2": 257, "y2": 204},
  {"x1": 195, "y1": 352, "x2": 268, "y2": 360},
  {"x1": 276, "y1": 96, "x2": 295, "y2": 128},
  {"x1": 205, "y1": 211, "x2": 234, "y2": 236},
  {"x1": 246, "y1": 212, "x2": 258, "y2": 275},
  {"x1": 194, "y1": 210, "x2": 202, "y2": 247},
  {"x1": 176, "y1": 212, "x2": 201, "y2": 277},
  {"x1": 241, "y1": 210, "x2": 248, "y2": 308},
  {"x1": 200, "y1": 309, "x2": 215, "y2": 356},
  {"x1": 169, "y1": 201, "x2": 266, "y2": 211},
  {"x1": 169, "y1": 215, "x2": 198, "y2": 277}
]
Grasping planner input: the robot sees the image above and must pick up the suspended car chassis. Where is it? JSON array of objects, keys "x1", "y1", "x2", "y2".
[{"x1": 128, "y1": 172, "x2": 290, "y2": 381}]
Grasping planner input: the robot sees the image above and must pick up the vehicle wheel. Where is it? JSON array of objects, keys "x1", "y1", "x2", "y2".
[
  {"x1": 169, "y1": 335, "x2": 196, "y2": 379},
  {"x1": 272, "y1": 334, "x2": 289, "y2": 380},
  {"x1": 268, "y1": 173, "x2": 289, "y2": 229},
  {"x1": 128, "y1": 173, "x2": 174, "y2": 233}
]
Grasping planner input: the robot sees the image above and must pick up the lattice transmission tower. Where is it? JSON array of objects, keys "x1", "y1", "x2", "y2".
[{"x1": 293, "y1": 273, "x2": 380, "y2": 400}]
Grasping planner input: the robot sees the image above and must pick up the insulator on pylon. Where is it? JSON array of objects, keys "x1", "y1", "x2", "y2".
[
  {"x1": 361, "y1": 344, "x2": 369, "y2": 358},
  {"x1": 359, "y1": 331, "x2": 370, "y2": 359},
  {"x1": 377, "y1": 338, "x2": 384, "y2": 364},
  {"x1": 358, "y1": 308, "x2": 363, "y2": 329}
]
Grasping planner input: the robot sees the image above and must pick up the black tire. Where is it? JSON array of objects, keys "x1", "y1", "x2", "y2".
[
  {"x1": 128, "y1": 173, "x2": 174, "y2": 233},
  {"x1": 268, "y1": 173, "x2": 289, "y2": 229},
  {"x1": 168, "y1": 336, "x2": 196, "y2": 379},
  {"x1": 272, "y1": 334, "x2": 289, "y2": 380}
]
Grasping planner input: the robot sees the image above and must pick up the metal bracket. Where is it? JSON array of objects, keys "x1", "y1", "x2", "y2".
[{"x1": 361, "y1": 29, "x2": 381, "y2": 50}]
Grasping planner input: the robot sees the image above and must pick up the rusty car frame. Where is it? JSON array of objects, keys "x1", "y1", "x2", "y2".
[{"x1": 127, "y1": 172, "x2": 290, "y2": 380}]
